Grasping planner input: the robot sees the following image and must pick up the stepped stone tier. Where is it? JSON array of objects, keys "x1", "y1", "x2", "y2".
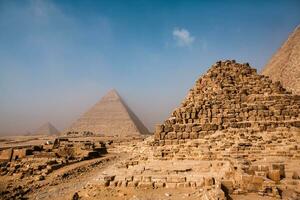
[
  {"x1": 154, "y1": 60, "x2": 300, "y2": 142},
  {"x1": 262, "y1": 25, "x2": 300, "y2": 95},
  {"x1": 66, "y1": 89, "x2": 150, "y2": 136},
  {"x1": 33, "y1": 122, "x2": 60, "y2": 135},
  {"x1": 93, "y1": 61, "x2": 300, "y2": 199}
]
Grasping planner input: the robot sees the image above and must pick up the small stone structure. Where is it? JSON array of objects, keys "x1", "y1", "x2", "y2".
[{"x1": 154, "y1": 60, "x2": 299, "y2": 142}]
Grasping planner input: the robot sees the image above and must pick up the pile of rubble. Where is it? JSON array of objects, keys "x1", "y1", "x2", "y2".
[{"x1": 93, "y1": 61, "x2": 300, "y2": 199}]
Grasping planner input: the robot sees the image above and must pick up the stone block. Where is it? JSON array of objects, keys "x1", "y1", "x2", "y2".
[
  {"x1": 190, "y1": 132, "x2": 199, "y2": 139},
  {"x1": 185, "y1": 124, "x2": 192, "y2": 132},
  {"x1": 154, "y1": 132, "x2": 160, "y2": 140},
  {"x1": 166, "y1": 183, "x2": 177, "y2": 189},
  {"x1": 155, "y1": 124, "x2": 164, "y2": 133},
  {"x1": 205, "y1": 177, "x2": 215, "y2": 186},
  {"x1": 167, "y1": 176, "x2": 186, "y2": 183},
  {"x1": 192, "y1": 125, "x2": 201, "y2": 132},
  {"x1": 142, "y1": 176, "x2": 151, "y2": 182},
  {"x1": 127, "y1": 181, "x2": 139, "y2": 187},
  {"x1": 138, "y1": 182, "x2": 154, "y2": 189},
  {"x1": 167, "y1": 132, "x2": 177, "y2": 140},
  {"x1": 271, "y1": 164, "x2": 285, "y2": 178},
  {"x1": 177, "y1": 132, "x2": 183, "y2": 139},
  {"x1": 182, "y1": 132, "x2": 190, "y2": 139},
  {"x1": 104, "y1": 175, "x2": 115, "y2": 181},
  {"x1": 268, "y1": 170, "x2": 281, "y2": 182},
  {"x1": 154, "y1": 182, "x2": 165, "y2": 188},
  {"x1": 152, "y1": 176, "x2": 167, "y2": 183}
]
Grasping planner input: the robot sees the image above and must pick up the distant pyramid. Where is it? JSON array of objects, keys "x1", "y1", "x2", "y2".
[
  {"x1": 66, "y1": 89, "x2": 150, "y2": 136},
  {"x1": 34, "y1": 122, "x2": 60, "y2": 135},
  {"x1": 262, "y1": 25, "x2": 300, "y2": 95}
]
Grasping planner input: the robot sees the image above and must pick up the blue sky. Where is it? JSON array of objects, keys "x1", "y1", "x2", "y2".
[{"x1": 0, "y1": 0, "x2": 299, "y2": 134}]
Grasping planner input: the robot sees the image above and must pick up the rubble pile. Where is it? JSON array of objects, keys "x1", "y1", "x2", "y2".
[{"x1": 154, "y1": 60, "x2": 299, "y2": 142}]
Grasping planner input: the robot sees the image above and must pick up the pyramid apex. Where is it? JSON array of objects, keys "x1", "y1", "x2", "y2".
[{"x1": 102, "y1": 89, "x2": 121, "y2": 101}]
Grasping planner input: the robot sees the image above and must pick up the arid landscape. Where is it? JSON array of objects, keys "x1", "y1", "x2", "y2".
[{"x1": 0, "y1": 1, "x2": 300, "y2": 200}]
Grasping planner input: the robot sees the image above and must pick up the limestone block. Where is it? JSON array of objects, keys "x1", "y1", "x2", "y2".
[
  {"x1": 167, "y1": 176, "x2": 186, "y2": 183},
  {"x1": 182, "y1": 132, "x2": 190, "y2": 139},
  {"x1": 192, "y1": 125, "x2": 202, "y2": 132},
  {"x1": 185, "y1": 124, "x2": 192, "y2": 132},
  {"x1": 166, "y1": 132, "x2": 177, "y2": 140},
  {"x1": 152, "y1": 176, "x2": 167, "y2": 183},
  {"x1": 190, "y1": 132, "x2": 199, "y2": 139},
  {"x1": 142, "y1": 176, "x2": 152, "y2": 182},
  {"x1": 154, "y1": 182, "x2": 165, "y2": 188},
  {"x1": 125, "y1": 176, "x2": 133, "y2": 181},
  {"x1": 165, "y1": 183, "x2": 177, "y2": 189},
  {"x1": 127, "y1": 181, "x2": 138, "y2": 187},
  {"x1": 155, "y1": 124, "x2": 164, "y2": 133},
  {"x1": 160, "y1": 132, "x2": 166, "y2": 140},
  {"x1": 196, "y1": 179, "x2": 205, "y2": 188},
  {"x1": 138, "y1": 182, "x2": 153, "y2": 189},
  {"x1": 268, "y1": 170, "x2": 281, "y2": 182},
  {"x1": 173, "y1": 124, "x2": 180, "y2": 131},
  {"x1": 109, "y1": 180, "x2": 118, "y2": 187},
  {"x1": 205, "y1": 177, "x2": 215, "y2": 186},
  {"x1": 104, "y1": 175, "x2": 115, "y2": 181},
  {"x1": 154, "y1": 132, "x2": 160, "y2": 140},
  {"x1": 272, "y1": 164, "x2": 285, "y2": 178}
]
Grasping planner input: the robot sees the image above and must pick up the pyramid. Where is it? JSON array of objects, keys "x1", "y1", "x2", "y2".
[
  {"x1": 66, "y1": 89, "x2": 150, "y2": 136},
  {"x1": 34, "y1": 122, "x2": 60, "y2": 135},
  {"x1": 154, "y1": 60, "x2": 300, "y2": 141},
  {"x1": 262, "y1": 25, "x2": 300, "y2": 95}
]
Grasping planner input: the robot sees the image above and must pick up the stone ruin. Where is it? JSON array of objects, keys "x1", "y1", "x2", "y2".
[
  {"x1": 0, "y1": 138, "x2": 107, "y2": 182},
  {"x1": 95, "y1": 60, "x2": 300, "y2": 199},
  {"x1": 155, "y1": 59, "x2": 299, "y2": 142}
]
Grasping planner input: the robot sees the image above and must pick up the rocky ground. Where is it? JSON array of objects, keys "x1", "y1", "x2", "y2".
[{"x1": 1, "y1": 134, "x2": 300, "y2": 200}]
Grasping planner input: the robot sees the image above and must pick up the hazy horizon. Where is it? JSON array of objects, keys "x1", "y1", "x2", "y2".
[{"x1": 1, "y1": 0, "x2": 300, "y2": 135}]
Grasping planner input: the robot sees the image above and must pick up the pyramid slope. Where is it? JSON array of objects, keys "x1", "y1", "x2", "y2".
[
  {"x1": 34, "y1": 122, "x2": 60, "y2": 135},
  {"x1": 66, "y1": 89, "x2": 150, "y2": 136},
  {"x1": 154, "y1": 60, "x2": 300, "y2": 141},
  {"x1": 262, "y1": 25, "x2": 300, "y2": 95}
]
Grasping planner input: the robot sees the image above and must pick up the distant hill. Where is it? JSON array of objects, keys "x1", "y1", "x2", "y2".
[{"x1": 262, "y1": 25, "x2": 300, "y2": 95}]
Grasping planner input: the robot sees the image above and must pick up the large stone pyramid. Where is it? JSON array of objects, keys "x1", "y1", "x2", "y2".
[
  {"x1": 154, "y1": 60, "x2": 300, "y2": 141},
  {"x1": 66, "y1": 89, "x2": 150, "y2": 136},
  {"x1": 262, "y1": 25, "x2": 300, "y2": 95},
  {"x1": 34, "y1": 122, "x2": 60, "y2": 135}
]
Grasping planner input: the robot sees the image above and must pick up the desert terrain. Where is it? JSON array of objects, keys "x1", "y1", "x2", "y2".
[{"x1": 1, "y1": 1, "x2": 300, "y2": 200}]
